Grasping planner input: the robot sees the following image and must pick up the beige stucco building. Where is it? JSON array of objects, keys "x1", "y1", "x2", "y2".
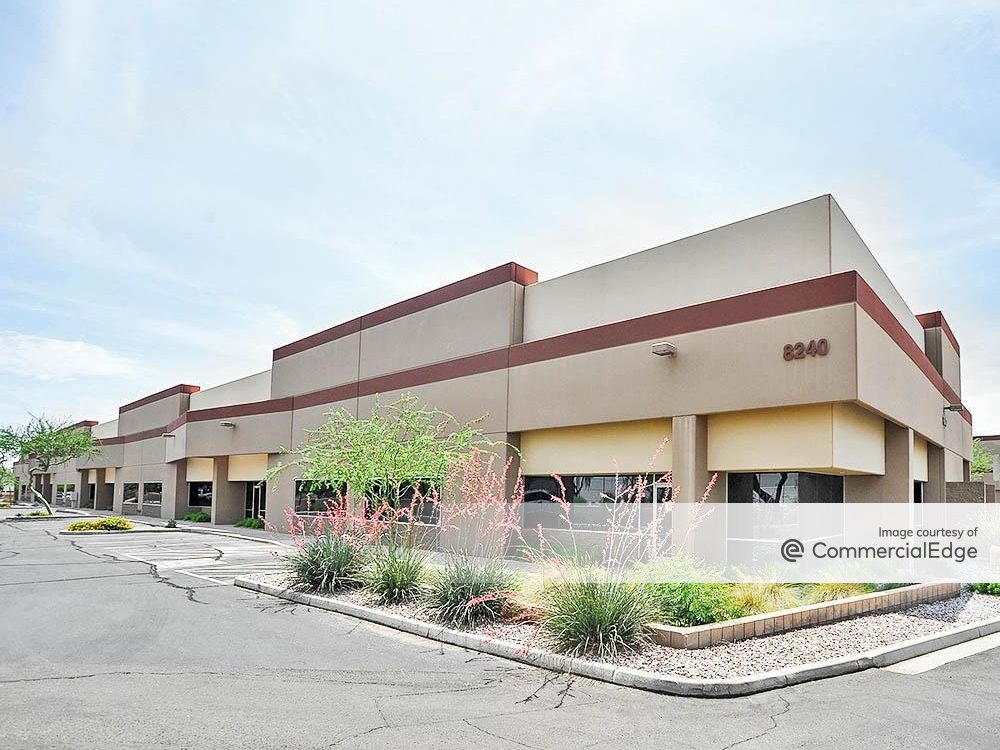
[{"x1": 15, "y1": 195, "x2": 976, "y2": 527}]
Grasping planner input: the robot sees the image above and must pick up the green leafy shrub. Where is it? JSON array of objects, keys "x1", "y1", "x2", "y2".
[
  {"x1": 165, "y1": 519, "x2": 177, "y2": 528},
  {"x1": 641, "y1": 558, "x2": 741, "y2": 626},
  {"x1": 647, "y1": 580, "x2": 741, "y2": 626},
  {"x1": 66, "y1": 516, "x2": 134, "y2": 532},
  {"x1": 286, "y1": 534, "x2": 365, "y2": 592},
  {"x1": 181, "y1": 511, "x2": 211, "y2": 522},
  {"x1": 540, "y1": 569, "x2": 656, "y2": 659},
  {"x1": 806, "y1": 582, "x2": 876, "y2": 603},
  {"x1": 235, "y1": 517, "x2": 265, "y2": 529},
  {"x1": 27, "y1": 510, "x2": 51, "y2": 517},
  {"x1": 427, "y1": 556, "x2": 519, "y2": 629},
  {"x1": 364, "y1": 544, "x2": 427, "y2": 603},
  {"x1": 969, "y1": 582, "x2": 1000, "y2": 596}
]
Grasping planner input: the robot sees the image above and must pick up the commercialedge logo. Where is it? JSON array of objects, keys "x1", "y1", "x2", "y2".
[
  {"x1": 780, "y1": 538, "x2": 979, "y2": 564},
  {"x1": 781, "y1": 538, "x2": 804, "y2": 562}
]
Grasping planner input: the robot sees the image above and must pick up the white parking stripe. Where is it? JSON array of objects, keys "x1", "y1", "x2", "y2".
[
  {"x1": 883, "y1": 633, "x2": 1000, "y2": 674},
  {"x1": 75, "y1": 532, "x2": 284, "y2": 586}
]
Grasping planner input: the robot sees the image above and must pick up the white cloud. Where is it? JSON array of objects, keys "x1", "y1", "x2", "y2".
[{"x1": 0, "y1": 332, "x2": 141, "y2": 381}]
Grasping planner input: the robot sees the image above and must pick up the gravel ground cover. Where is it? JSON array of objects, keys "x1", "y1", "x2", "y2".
[{"x1": 245, "y1": 571, "x2": 1000, "y2": 679}]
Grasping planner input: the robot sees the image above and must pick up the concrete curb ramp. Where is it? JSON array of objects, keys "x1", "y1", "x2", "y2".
[{"x1": 234, "y1": 576, "x2": 1000, "y2": 698}]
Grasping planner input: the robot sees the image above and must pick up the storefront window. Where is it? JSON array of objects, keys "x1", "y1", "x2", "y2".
[
  {"x1": 142, "y1": 482, "x2": 163, "y2": 505},
  {"x1": 294, "y1": 480, "x2": 346, "y2": 513},
  {"x1": 522, "y1": 474, "x2": 668, "y2": 530},
  {"x1": 188, "y1": 482, "x2": 213, "y2": 507},
  {"x1": 123, "y1": 483, "x2": 139, "y2": 503}
]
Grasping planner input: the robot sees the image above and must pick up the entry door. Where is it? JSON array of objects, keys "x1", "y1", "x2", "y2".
[{"x1": 245, "y1": 482, "x2": 267, "y2": 519}]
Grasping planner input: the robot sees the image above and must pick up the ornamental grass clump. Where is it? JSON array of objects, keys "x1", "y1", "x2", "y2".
[
  {"x1": 728, "y1": 581, "x2": 803, "y2": 615},
  {"x1": 540, "y1": 568, "x2": 657, "y2": 659},
  {"x1": 806, "y1": 582, "x2": 876, "y2": 603},
  {"x1": 427, "y1": 556, "x2": 519, "y2": 629},
  {"x1": 286, "y1": 534, "x2": 366, "y2": 592},
  {"x1": 364, "y1": 543, "x2": 427, "y2": 604},
  {"x1": 181, "y1": 511, "x2": 211, "y2": 522}
]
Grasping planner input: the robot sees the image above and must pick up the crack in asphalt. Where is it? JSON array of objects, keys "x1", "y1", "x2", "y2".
[
  {"x1": 0, "y1": 572, "x2": 147, "y2": 587},
  {"x1": 67, "y1": 539, "x2": 118, "y2": 562},
  {"x1": 516, "y1": 671, "x2": 566, "y2": 705},
  {"x1": 463, "y1": 718, "x2": 539, "y2": 748},
  {"x1": 146, "y1": 564, "x2": 209, "y2": 604},
  {"x1": 719, "y1": 695, "x2": 792, "y2": 750}
]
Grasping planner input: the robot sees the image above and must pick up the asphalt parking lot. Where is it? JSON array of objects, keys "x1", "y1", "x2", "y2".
[{"x1": 2, "y1": 518, "x2": 999, "y2": 750}]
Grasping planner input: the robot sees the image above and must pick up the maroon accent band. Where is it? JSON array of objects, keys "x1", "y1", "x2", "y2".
[
  {"x1": 916, "y1": 311, "x2": 961, "y2": 355},
  {"x1": 291, "y1": 383, "x2": 360, "y2": 410},
  {"x1": 271, "y1": 318, "x2": 362, "y2": 361},
  {"x1": 119, "y1": 384, "x2": 201, "y2": 414},
  {"x1": 100, "y1": 271, "x2": 972, "y2": 445},
  {"x1": 272, "y1": 262, "x2": 538, "y2": 361},
  {"x1": 975, "y1": 435, "x2": 1000, "y2": 442},
  {"x1": 509, "y1": 272, "x2": 859, "y2": 367},
  {"x1": 185, "y1": 398, "x2": 295, "y2": 423},
  {"x1": 855, "y1": 279, "x2": 971, "y2": 423},
  {"x1": 72, "y1": 420, "x2": 99, "y2": 428},
  {"x1": 97, "y1": 426, "x2": 170, "y2": 445},
  {"x1": 357, "y1": 348, "x2": 510, "y2": 398}
]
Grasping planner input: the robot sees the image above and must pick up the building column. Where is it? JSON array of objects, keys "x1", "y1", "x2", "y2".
[
  {"x1": 94, "y1": 469, "x2": 114, "y2": 511},
  {"x1": 162, "y1": 462, "x2": 187, "y2": 521},
  {"x1": 41, "y1": 475, "x2": 52, "y2": 503},
  {"x1": 211, "y1": 457, "x2": 244, "y2": 525},
  {"x1": 670, "y1": 415, "x2": 725, "y2": 558},
  {"x1": 265, "y1": 453, "x2": 295, "y2": 532},
  {"x1": 844, "y1": 423, "x2": 913, "y2": 502},
  {"x1": 112, "y1": 476, "x2": 124, "y2": 514},
  {"x1": 671, "y1": 415, "x2": 722, "y2": 503},
  {"x1": 925, "y1": 443, "x2": 947, "y2": 502}
]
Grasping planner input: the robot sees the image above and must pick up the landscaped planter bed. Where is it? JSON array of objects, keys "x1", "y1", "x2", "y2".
[
  {"x1": 237, "y1": 571, "x2": 1000, "y2": 694},
  {"x1": 647, "y1": 582, "x2": 961, "y2": 648}
]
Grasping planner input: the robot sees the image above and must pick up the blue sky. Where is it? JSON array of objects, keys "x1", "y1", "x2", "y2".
[{"x1": 0, "y1": 1, "x2": 998, "y2": 432}]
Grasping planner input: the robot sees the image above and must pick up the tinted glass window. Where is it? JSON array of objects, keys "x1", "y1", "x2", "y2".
[
  {"x1": 727, "y1": 472, "x2": 843, "y2": 503},
  {"x1": 123, "y1": 483, "x2": 139, "y2": 503},
  {"x1": 142, "y1": 482, "x2": 163, "y2": 505},
  {"x1": 294, "y1": 480, "x2": 346, "y2": 513},
  {"x1": 189, "y1": 482, "x2": 213, "y2": 507}
]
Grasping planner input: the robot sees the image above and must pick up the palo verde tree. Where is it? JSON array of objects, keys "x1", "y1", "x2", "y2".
[
  {"x1": 267, "y1": 393, "x2": 497, "y2": 504},
  {"x1": 0, "y1": 416, "x2": 99, "y2": 515}
]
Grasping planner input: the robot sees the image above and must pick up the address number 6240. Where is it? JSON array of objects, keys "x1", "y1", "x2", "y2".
[{"x1": 783, "y1": 339, "x2": 830, "y2": 361}]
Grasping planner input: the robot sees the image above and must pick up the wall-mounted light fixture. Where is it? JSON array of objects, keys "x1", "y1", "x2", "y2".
[
  {"x1": 942, "y1": 403, "x2": 964, "y2": 426},
  {"x1": 651, "y1": 341, "x2": 678, "y2": 357},
  {"x1": 219, "y1": 421, "x2": 236, "y2": 429},
  {"x1": 161, "y1": 433, "x2": 175, "y2": 438}
]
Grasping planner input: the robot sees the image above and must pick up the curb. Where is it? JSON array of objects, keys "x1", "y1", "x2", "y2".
[
  {"x1": 2, "y1": 515, "x2": 87, "y2": 523},
  {"x1": 84, "y1": 514, "x2": 293, "y2": 549},
  {"x1": 234, "y1": 576, "x2": 1000, "y2": 698},
  {"x1": 58, "y1": 528, "x2": 185, "y2": 535}
]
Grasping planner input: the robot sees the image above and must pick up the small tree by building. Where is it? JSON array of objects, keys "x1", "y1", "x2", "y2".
[
  {"x1": 972, "y1": 438, "x2": 994, "y2": 479},
  {"x1": 0, "y1": 465, "x2": 15, "y2": 504},
  {"x1": 267, "y1": 393, "x2": 497, "y2": 505},
  {"x1": 0, "y1": 416, "x2": 99, "y2": 515}
]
